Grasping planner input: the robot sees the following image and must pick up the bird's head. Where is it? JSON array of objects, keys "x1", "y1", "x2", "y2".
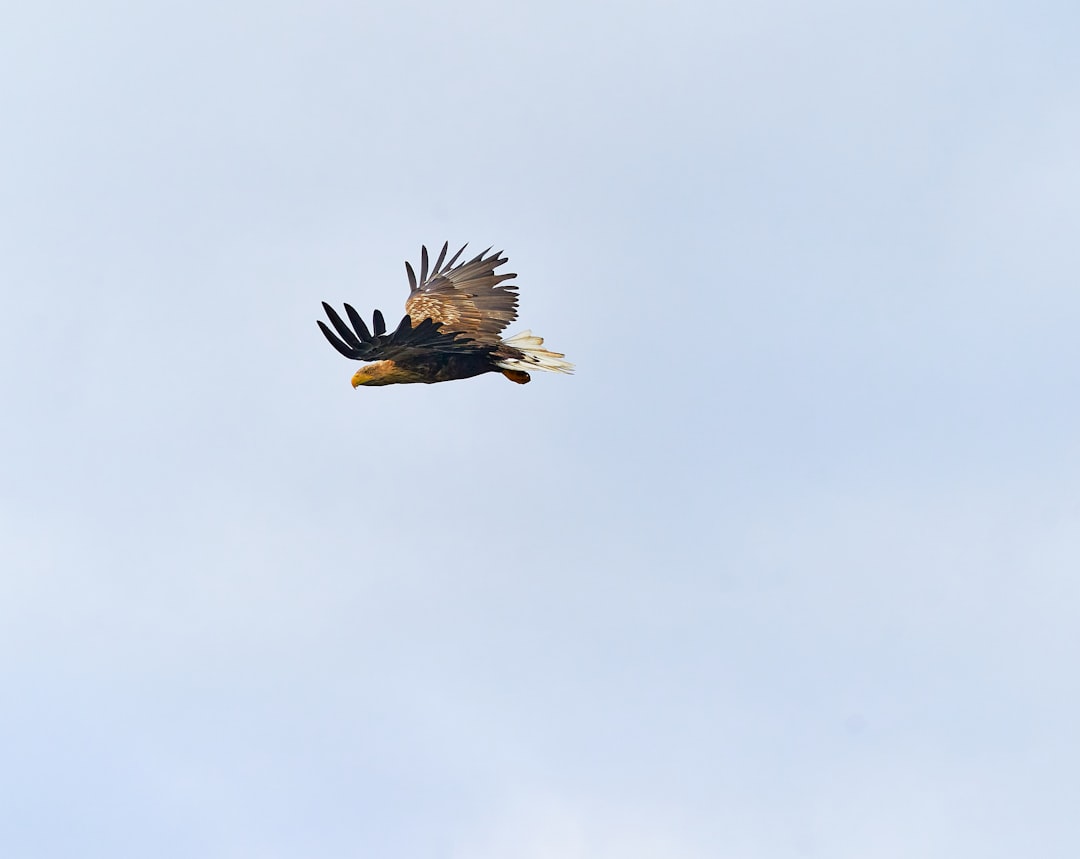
[{"x1": 351, "y1": 360, "x2": 418, "y2": 387}]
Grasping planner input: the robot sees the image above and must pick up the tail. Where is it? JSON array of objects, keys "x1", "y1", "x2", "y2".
[{"x1": 496, "y1": 330, "x2": 575, "y2": 376}]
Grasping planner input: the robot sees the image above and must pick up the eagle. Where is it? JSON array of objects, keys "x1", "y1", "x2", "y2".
[{"x1": 318, "y1": 242, "x2": 573, "y2": 387}]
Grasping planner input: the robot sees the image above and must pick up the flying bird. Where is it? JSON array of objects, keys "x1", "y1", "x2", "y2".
[{"x1": 318, "y1": 242, "x2": 573, "y2": 387}]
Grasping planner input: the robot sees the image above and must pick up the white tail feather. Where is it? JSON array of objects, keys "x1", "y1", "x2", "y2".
[{"x1": 497, "y1": 330, "x2": 574, "y2": 375}]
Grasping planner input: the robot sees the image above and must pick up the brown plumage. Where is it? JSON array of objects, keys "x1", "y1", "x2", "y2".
[{"x1": 318, "y1": 242, "x2": 573, "y2": 387}]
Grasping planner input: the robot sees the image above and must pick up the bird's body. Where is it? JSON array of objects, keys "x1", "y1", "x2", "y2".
[
  {"x1": 348, "y1": 354, "x2": 493, "y2": 386},
  {"x1": 318, "y1": 243, "x2": 573, "y2": 387}
]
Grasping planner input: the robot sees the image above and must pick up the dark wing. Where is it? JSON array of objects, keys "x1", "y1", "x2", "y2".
[
  {"x1": 403, "y1": 242, "x2": 519, "y2": 346},
  {"x1": 318, "y1": 303, "x2": 486, "y2": 363}
]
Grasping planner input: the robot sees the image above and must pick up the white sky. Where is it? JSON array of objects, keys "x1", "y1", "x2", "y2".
[{"x1": 2, "y1": 1, "x2": 1080, "y2": 856}]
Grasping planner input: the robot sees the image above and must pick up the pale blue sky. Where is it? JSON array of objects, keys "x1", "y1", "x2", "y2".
[{"x1": 2, "y1": 1, "x2": 1079, "y2": 856}]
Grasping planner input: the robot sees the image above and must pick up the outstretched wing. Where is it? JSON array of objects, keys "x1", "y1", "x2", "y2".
[
  {"x1": 404, "y1": 242, "x2": 519, "y2": 346},
  {"x1": 317, "y1": 302, "x2": 485, "y2": 363}
]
